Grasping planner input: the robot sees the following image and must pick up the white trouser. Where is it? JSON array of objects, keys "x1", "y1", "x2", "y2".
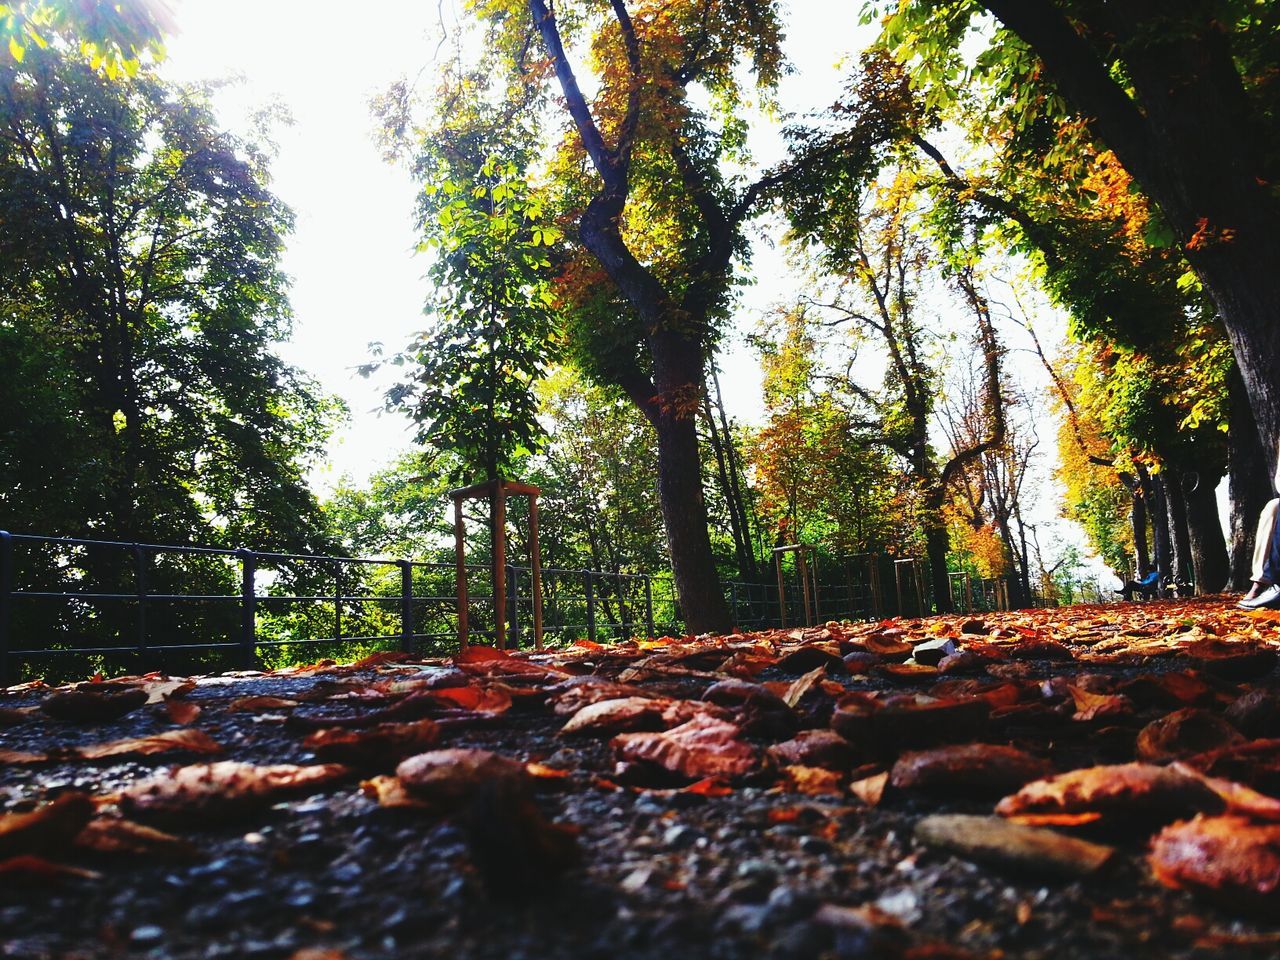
[{"x1": 1252, "y1": 498, "x2": 1280, "y2": 584}]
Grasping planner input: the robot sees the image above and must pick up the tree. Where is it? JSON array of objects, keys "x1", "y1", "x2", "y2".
[
  {"x1": 432, "y1": 0, "x2": 809, "y2": 633},
  {"x1": 1, "y1": 0, "x2": 170, "y2": 76},
  {"x1": 374, "y1": 155, "x2": 560, "y2": 486},
  {"x1": 0, "y1": 43, "x2": 338, "y2": 550},
  {"x1": 876, "y1": 0, "x2": 1280, "y2": 459}
]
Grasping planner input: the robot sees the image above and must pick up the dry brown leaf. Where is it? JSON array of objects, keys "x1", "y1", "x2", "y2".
[
  {"x1": 890, "y1": 743, "x2": 1053, "y2": 797},
  {"x1": 850, "y1": 771, "x2": 889, "y2": 807},
  {"x1": 779, "y1": 765, "x2": 844, "y2": 796},
  {"x1": 782, "y1": 666, "x2": 828, "y2": 708},
  {"x1": 0, "y1": 793, "x2": 94, "y2": 859},
  {"x1": 613, "y1": 714, "x2": 758, "y2": 781},
  {"x1": 140, "y1": 678, "x2": 195, "y2": 705},
  {"x1": 1067, "y1": 685, "x2": 1135, "y2": 722},
  {"x1": 1136, "y1": 708, "x2": 1243, "y2": 763},
  {"x1": 0, "y1": 748, "x2": 49, "y2": 765},
  {"x1": 226, "y1": 695, "x2": 300, "y2": 712},
  {"x1": 164, "y1": 699, "x2": 202, "y2": 725},
  {"x1": 77, "y1": 728, "x2": 223, "y2": 761},
  {"x1": 40, "y1": 687, "x2": 148, "y2": 722},
  {"x1": 768, "y1": 729, "x2": 859, "y2": 771},
  {"x1": 995, "y1": 762, "x2": 1221, "y2": 824},
  {"x1": 120, "y1": 761, "x2": 349, "y2": 824},
  {"x1": 559, "y1": 697, "x2": 667, "y2": 736},
  {"x1": 1151, "y1": 815, "x2": 1280, "y2": 914},
  {"x1": 303, "y1": 719, "x2": 439, "y2": 769},
  {"x1": 360, "y1": 775, "x2": 431, "y2": 810},
  {"x1": 0, "y1": 855, "x2": 100, "y2": 882},
  {"x1": 74, "y1": 817, "x2": 198, "y2": 861}
]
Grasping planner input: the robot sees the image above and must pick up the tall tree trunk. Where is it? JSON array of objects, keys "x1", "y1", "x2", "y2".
[
  {"x1": 1183, "y1": 468, "x2": 1230, "y2": 594},
  {"x1": 1162, "y1": 471, "x2": 1194, "y2": 595},
  {"x1": 1229, "y1": 368, "x2": 1274, "y2": 590},
  {"x1": 1131, "y1": 489, "x2": 1151, "y2": 579},
  {"x1": 1140, "y1": 466, "x2": 1172, "y2": 588},
  {"x1": 924, "y1": 521, "x2": 950, "y2": 616},
  {"x1": 980, "y1": 0, "x2": 1280, "y2": 454},
  {"x1": 653, "y1": 407, "x2": 732, "y2": 633}
]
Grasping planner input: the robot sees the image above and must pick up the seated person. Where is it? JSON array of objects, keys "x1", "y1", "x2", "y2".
[
  {"x1": 1240, "y1": 454, "x2": 1280, "y2": 609},
  {"x1": 1119, "y1": 568, "x2": 1161, "y2": 602}
]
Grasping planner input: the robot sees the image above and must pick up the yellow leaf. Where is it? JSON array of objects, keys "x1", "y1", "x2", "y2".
[{"x1": 8, "y1": 35, "x2": 24, "y2": 61}]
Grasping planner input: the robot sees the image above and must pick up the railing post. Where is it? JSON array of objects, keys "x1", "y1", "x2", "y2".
[
  {"x1": 237, "y1": 549, "x2": 257, "y2": 669},
  {"x1": 134, "y1": 544, "x2": 148, "y2": 656},
  {"x1": 729, "y1": 581, "x2": 738, "y2": 629},
  {"x1": 0, "y1": 531, "x2": 12, "y2": 686},
  {"x1": 584, "y1": 570, "x2": 596, "y2": 644},
  {"x1": 644, "y1": 576, "x2": 655, "y2": 638},
  {"x1": 507, "y1": 564, "x2": 520, "y2": 649},
  {"x1": 333, "y1": 561, "x2": 342, "y2": 642},
  {"x1": 398, "y1": 560, "x2": 414, "y2": 654}
]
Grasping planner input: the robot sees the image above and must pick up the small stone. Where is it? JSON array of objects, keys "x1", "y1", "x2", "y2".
[
  {"x1": 873, "y1": 888, "x2": 920, "y2": 924},
  {"x1": 910, "y1": 637, "x2": 958, "y2": 667},
  {"x1": 662, "y1": 824, "x2": 702, "y2": 849},
  {"x1": 129, "y1": 925, "x2": 165, "y2": 945},
  {"x1": 799, "y1": 836, "x2": 832, "y2": 855}
]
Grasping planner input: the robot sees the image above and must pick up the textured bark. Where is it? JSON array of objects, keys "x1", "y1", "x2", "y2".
[
  {"x1": 1131, "y1": 487, "x2": 1151, "y2": 579},
  {"x1": 1183, "y1": 468, "x2": 1230, "y2": 594},
  {"x1": 1229, "y1": 371, "x2": 1274, "y2": 590},
  {"x1": 1140, "y1": 467, "x2": 1172, "y2": 588},
  {"x1": 1162, "y1": 471, "x2": 1194, "y2": 595}
]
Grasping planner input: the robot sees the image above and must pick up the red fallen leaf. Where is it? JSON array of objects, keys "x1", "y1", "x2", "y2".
[
  {"x1": 226, "y1": 695, "x2": 300, "y2": 712},
  {"x1": 1006, "y1": 639, "x2": 1074, "y2": 661},
  {"x1": 995, "y1": 763, "x2": 1222, "y2": 824},
  {"x1": 1225, "y1": 690, "x2": 1280, "y2": 737},
  {"x1": 776, "y1": 646, "x2": 845, "y2": 676},
  {"x1": 851, "y1": 771, "x2": 889, "y2": 807},
  {"x1": 832, "y1": 693, "x2": 991, "y2": 754},
  {"x1": 613, "y1": 714, "x2": 759, "y2": 782},
  {"x1": 929, "y1": 679, "x2": 1025, "y2": 710},
  {"x1": 455, "y1": 646, "x2": 510, "y2": 663},
  {"x1": 782, "y1": 666, "x2": 829, "y2": 707},
  {"x1": 855, "y1": 634, "x2": 914, "y2": 661},
  {"x1": 779, "y1": 765, "x2": 844, "y2": 796},
  {"x1": 426, "y1": 684, "x2": 512, "y2": 714},
  {"x1": 74, "y1": 817, "x2": 198, "y2": 861},
  {"x1": 1118, "y1": 672, "x2": 1216, "y2": 708},
  {"x1": 526, "y1": 762, "x2": 573, "y2": 782},
  {"x1": 0, "y1": 855, "x2": 100, "y2": 883},
  {"x1": 0, "y1": 793, "x2": 95, "y2": 858},
  {"x1": 559, "y1": 697, "x2": 668, "y2": 736},
  {"x1": 346, "y1": 650, "x2": 413, "y2": 669},
  {"x1": 303, "y1": 719, "x2": 439, "y2": 769},
  {"x1": 1151, "y1": 815, "x2": 1280, "y2": 915},
  {"x1": 684, "y1": 777, "x2": 733, "y2": 797},
  {"x1": 768, "y1": 730, "x2": 860, "y2": 771},
  {"x1": 890, "y1": 743, "x2": 1053, "y2": 797},
  {"x1": 547, "y1": 677, "x2": 661, "y2": 716},
  {"x1": 40, "y1": 687, "x2": 148, "y2": 722},
  {"x1": 397, "y1": 748, "x2": 528, "y2": 806},
  {"x1": 872, "y1": 662, "x2": 939, "y2": 683},
  {"x1": 120, "y1": 761, "x2": 350, "y2": 824},
  {"x1": 1169, "y1": 762, "x2": 1280, "y2": 821},
  {"x1": 1067, "y1": 686, "x2": 1135, "y2": 722},
  {"x1": 360, "y1": 775, "x2": 431, "y2": 810},
  {"x1": 1182, "y1": 639, "x2": 1277, "y2": 680},
  {"x1": 1181, "y1": 737, "x2": 1280, "y2": 790},
  {"x1": 76, "y1": 728, "x2": 223, "y2": 761},
  {"x1": 164, "y1": 699, "x2": 201, "y2": 725},
  {"x1": 1136, "y1": 708, "x2": 1244, "y2": 763},
  {"x1": 0, "y1": 748, "x2": 49, "y2": 765}
]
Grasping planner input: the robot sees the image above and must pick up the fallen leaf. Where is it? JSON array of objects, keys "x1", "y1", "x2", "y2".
[
  {"x1": 303, "y1": 719, "x2": 439, "y2": 769},
  {"x1": 227, "y1": 695, "x2": 300, "y2": 712},
  {"x1": 74, "y1": 817, "x2": 198, "y2": 861},
  {"x1": 0, "y1": 793, "x2": 94, "y2": 858},
  {"x1": 360, "y1": 775, "x2": 430, "y2": 810},
  {"x1": 120, "y1": 761, "x2": 349, "y2": 824},
  {"x1": 1067, "y1": 686, "x2": 1135, "y2": 722},
  {"x1": 995, "y1": 762, "x2": 1222, "y2": 824},
  {"x1": 768, "y1": 729, "x2": 859, "y2": 771},
  {"x1": 890, "y1": 744, "x2": 1053, "y2": 797},
  {"x1": 40, "y1": 687, "x2": 148, "y2": 722},
  {"x1": 613, "y1": 714, "x2": 758, "y2": 782},
  {"x1": 851, "y1": 771, "x2": 889, "y2": 807},
  {"x1": 426, "y1": 685, "x2": 513, "y2": 714},
  {"x1": 779, "y1": 765, "x2": 844, "y2": 796},
  {"x1": 140, "y1": 678, "x2": 195, "y2": 705},
  {"x1": 0, "y1": 855, "x2": 100, "y2": 882},
  {"x1": 1136, "y1": 708, "x2": 1243, "y2": 763},
  {"x1": 0, "y1": 748, "x2": 49, "y2": 765},
  {"x1": 559, "y1": 697, "x2": 667, "y2": 736},
  {"x1": 1151, "y1": 815, "x2": 1280, "y2": 914},
  {"x1": 77, "y1": 728, "x2": 223, "y2": 761},
  {"x1": 781, "y1": 665, "x2": 829, "y2": 707},
  {"x1": 683, "y1": 777, "x2": 733, "y2": 797},
  {"x1": 164, "y1": 699, "x2": 202, "y2": 725}
]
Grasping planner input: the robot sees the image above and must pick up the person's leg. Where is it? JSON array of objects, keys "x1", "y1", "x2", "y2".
[
  {"x1": 1241, "y1": 501, "x2": 1280, "y2": 608},
  {"x1": 1246, "y1": 499, "x2": 1280, "y2": 595}
]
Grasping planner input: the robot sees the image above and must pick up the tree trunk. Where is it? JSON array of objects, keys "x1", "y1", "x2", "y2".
[
  {"x1": 1229, "y1": 369, "x2": 1274, "y2": 589},
  {"x1": 1183, "y1": 468, "x2": 1230, "y2": 594},
  {"x1": 1140, "y1": 466, "x2": 1172, "y2": 588},
  {"x1": 1131, "y1": 487, "x2": 1151, "y2": 579},
  {"x1": 924, "y1": 514, "x2": 951, "y2": 615},
  {"x1": 653, "y1": 407, "x2": 733, "y2": 633},
  {"x1": 980, "y1": 0, "x2": 1280, "y2": 454},
  {"x1": 1162, "y1": 471, "x2": 1194, "y2": 596}
]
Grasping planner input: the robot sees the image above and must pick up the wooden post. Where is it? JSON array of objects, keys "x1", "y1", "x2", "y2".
[
  {"x1": 493, "y1": 481, "x2": 507, "y2": 649},
  {"x1": 454, "y1": 496, "x2": 469, "y2": 649},
  {"x1": 775, "y1": 551, "x2": 787, "y2": 628},
  {"x1": 798, "y1": 548, "x2": 813, "y2": 626},
  {"x1": 529, "y1": 494, "x2": 543, "y2": 650}
]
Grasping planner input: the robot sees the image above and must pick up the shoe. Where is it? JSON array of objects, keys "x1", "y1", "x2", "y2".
[{"x1": 1238, "y1": 583, "x2": 1280, "y2": 610}]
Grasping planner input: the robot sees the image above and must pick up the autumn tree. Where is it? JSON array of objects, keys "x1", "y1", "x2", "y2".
[
  {"x1": 0, "y1": 42, "x2": 337, "y2": 550},
  {"x1": 873, "y1": 1, "x2": 1280, "y2": 477}
]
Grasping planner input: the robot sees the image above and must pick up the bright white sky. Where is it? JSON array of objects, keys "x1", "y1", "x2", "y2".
[{"x1": 158, "y1": 1, "x2": 1117, "y2": 587}]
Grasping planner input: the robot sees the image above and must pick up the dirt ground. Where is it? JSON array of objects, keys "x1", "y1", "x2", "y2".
[{"x1": 3, "y1": 596, "x2": 1280, "y2": 960}]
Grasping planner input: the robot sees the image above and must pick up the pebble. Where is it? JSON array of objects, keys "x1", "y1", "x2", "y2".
[
  {"x1": 662, "y1": 824, "x2": 702, "y2": 849},
  {"x1": 130, "y1": 925, "x2": 165, "y2": 945}
]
